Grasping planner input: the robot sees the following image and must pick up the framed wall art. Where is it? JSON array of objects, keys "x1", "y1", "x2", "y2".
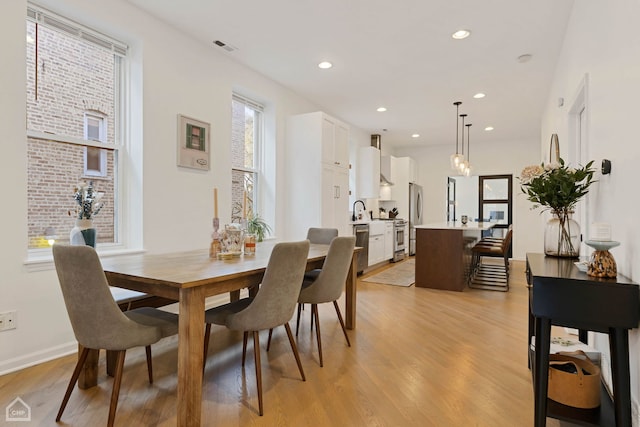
[{"x1": 177, "y1": 114, "x2": 210, "y2": 170}]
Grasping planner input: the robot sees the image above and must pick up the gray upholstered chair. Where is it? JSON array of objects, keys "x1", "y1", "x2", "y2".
[
  {"x1": 52, "y1": 244, "x2": 178, "y2": 427},
  {"x1": 304, "y1": 227, "x2": 338, "y2": 282},
  {"x1": 203, "y1": 240, "x2": 310, "y2": 416},
  {"x1": 306, "y1": 227, "x2": 338, "y2": 244},
  {"x1": 295, "y1": 236, "x2": 355, "y2": 367}
]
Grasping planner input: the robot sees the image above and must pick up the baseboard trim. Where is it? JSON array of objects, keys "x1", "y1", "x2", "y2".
[
  {"x1": 0, "y1": 342, "x2": 78, "y2": 376},
  {"x1": 0, "y1": 292, "x2": 237, "y2": 376}
]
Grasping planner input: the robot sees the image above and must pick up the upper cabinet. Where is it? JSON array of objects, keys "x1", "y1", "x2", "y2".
[
  {"x1": 357, "y1": 146, "x2": 380, "y2": 199},
  {"x1": 321, "y1": 115, "x2": 349, "y2": 169},
  {"x1": 408, "y1": 157, "x2": 418, "y2": 183}
]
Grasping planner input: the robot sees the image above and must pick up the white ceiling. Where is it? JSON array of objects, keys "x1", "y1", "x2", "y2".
[{"x1": 127, "y1": 0, "x2": 575, "y2": 150}]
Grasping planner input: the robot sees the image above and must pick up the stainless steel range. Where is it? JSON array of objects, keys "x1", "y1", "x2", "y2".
[{"x1": 392, "y1": 219, "x2": 407, "y2": 262}]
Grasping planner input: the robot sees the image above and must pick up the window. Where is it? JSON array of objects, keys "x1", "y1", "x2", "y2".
[
  {"x1": 26, "y1": 4, "x2": 127, "y2": 250},
  {"x1": 231, "y1": 94, "x2": 263, "y2": 221},
  {"x1": 83, "y1": 112, "x2": 107, "y2": 177}
]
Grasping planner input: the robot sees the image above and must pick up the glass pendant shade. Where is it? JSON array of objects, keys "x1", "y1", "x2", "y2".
[
  {"x1": 458, "y1": 159, "x2": 468, "y2": 175},
  {"x1": 450, "y1": 153, "x2": 464, "y2": 169}
]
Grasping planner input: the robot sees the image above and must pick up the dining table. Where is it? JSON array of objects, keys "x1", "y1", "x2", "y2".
[{"x1": 82, "y1": 241, "x2": 360, "y2": 427}]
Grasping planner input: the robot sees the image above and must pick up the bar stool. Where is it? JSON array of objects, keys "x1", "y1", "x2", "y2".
[{"x1": 470, "y1": 226, "x2": 513, "y2": 291}]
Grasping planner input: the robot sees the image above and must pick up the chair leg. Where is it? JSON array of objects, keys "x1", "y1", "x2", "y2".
[
  {"x1": 266, "y1": 328, "x2": 273, "y2": 352},
  {"x1": 145, "y1": 345, "x2": 153, "y2": 384},
  {"x1": 203, "y1": 323, "x2": 212, "y2": 372},
  {"x1": 252, "y1": 331, "x2": 264, "y2": 416},
  {"x1": 242, "y1": 331, "x2": 249, "y2": 367},
  {"x1": 312, "y1": 304, "x2": 323, "y2": 367},
  {"x1": 295, "y1": 303, "x2": 302, "y2": 337},
  {"x1": 283, "y1": 322, "x2": 306, "y2": 381},
  {"x1": 108, "y1": 350, "x2": 126, "y2": 427},
  {"x1": 333, "y1": 300, "x2": 351, "y2": 347},
  {"x1": 310, "y1": 304, "x2": 315, "y2": 333},
  {"x1": 56, "y1": 346, "x2": 90, "y2": 422}
]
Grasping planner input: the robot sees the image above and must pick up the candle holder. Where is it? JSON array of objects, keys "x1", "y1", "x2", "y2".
[
  {"x1": 209, "y1": 217, "x2": 221, "y2": 258},
  {"x1": 585, "y1": 240, "x2": 620, "y2": 278}
]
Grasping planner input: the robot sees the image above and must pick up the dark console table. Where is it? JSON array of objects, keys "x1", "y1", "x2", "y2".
[{"x1": 526, "y1": 253, "x2": 639, "y2": 427}]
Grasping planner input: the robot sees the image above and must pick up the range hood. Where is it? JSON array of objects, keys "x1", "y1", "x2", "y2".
[{"x1": 371, "y1": 134, "x2": 394, "y2": 185}]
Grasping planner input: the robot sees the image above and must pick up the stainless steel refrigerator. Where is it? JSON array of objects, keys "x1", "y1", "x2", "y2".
[{"x1": 409, "y1": 183, "x2": 423, "y2": 255}]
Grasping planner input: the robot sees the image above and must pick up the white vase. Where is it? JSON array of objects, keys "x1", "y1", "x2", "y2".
[
  {"x1": 70, "y1": 219, "x2": 97, "y2": 248},
  {"x1": 544, "y1": 211, "x2": 580, "y2": 257}
]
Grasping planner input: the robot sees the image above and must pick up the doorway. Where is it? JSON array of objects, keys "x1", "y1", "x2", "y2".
[{"x1": 478, "y1": 174, "x2": 513, "y2": 257}]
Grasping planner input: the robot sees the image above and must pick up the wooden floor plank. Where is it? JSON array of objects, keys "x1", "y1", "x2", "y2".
[{"x1": 0, "y1": 259, "x2": 566, "y2": 426}]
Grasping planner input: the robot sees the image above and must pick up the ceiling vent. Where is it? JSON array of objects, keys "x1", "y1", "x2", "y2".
[{"x1": 213, "y1": 40, "x2": 237, "y2": 52}]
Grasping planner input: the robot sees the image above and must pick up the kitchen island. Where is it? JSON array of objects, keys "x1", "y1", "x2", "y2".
[{"x1": 415, "y1": 222, "x2": 494, "y2": 291}]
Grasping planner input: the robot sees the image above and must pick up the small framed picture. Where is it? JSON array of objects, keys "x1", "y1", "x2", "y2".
[{"x1": 177, "y1": 114, "x2": 210, "y2": 170}]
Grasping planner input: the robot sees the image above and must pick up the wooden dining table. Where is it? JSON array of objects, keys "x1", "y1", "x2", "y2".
[{"x1": 86, "y1": 241, "x2": 359, "y2": 427}]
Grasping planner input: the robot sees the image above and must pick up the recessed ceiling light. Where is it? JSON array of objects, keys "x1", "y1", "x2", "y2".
[
  {"x1": 452, "y1": 29, "x2": 471, "y2": 40},
  {"x1": 473, "y1": 93, "x2": 486, "y2": 99},
  {"x1": 485, "y1": 126, "x2": 494, "y2": 131},
  {"x1": 376, "y1": 107, "x2": 387, "y2": 112},
  {"x1": 318, "y1": 61, "x2": 333, "y2": 69},
  {"x1": 411, "y1": 134, "x2": 420, "y2": 138}
]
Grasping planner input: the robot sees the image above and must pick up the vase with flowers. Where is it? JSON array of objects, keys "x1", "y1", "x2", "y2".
[
  {"x1": 68, "y1": 181, "x2": 105, "y2": 248},
  {"x1": 519, "y1": 158, "x2": 595, "y2": 257}
]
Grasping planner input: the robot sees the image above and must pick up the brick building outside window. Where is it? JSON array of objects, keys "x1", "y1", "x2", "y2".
[{"x1": 26, "y1": 4, "x2": 127, "y2": 249}]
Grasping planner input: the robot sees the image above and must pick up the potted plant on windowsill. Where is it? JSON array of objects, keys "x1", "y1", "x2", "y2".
[
  {"x1": 68, "y1": 181, "x2": 105, "y2": 248},
  {"x1": 246, "y1": 212, "x2": 272, "y2": 242}
]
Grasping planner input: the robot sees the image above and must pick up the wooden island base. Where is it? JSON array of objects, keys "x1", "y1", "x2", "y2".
[{"x1": 415, "y1": 222, "x2": 494, "y2": 291}]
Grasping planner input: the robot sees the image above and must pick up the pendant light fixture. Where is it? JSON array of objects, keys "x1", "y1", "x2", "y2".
[
  {"x1": 463, "y1": 123, "x2": 472, "y2": 176},
  {"x1": 458, "y1": 114, "x2": 467, "y2": 174},
  {"x1": 450, "y1": 102, "x2": 464, "y2": 170}
]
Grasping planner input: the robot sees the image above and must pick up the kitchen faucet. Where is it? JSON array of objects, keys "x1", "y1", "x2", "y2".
[{"x1": 352, "y1": 199, "x2": 366, "y2": 221}]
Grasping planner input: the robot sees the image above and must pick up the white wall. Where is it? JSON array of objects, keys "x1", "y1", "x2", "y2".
[
  {"x1": 395, "y1": 137, "x2": 544, "y2": 260},
  {"x1": 0, "y1": 0, "x2": 364, "y2": 373},
  {"x1": 540, "y1": 1, "x2": 640, "y2": 421}
]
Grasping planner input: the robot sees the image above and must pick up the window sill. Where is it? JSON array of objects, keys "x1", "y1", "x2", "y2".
[{"x1": 24, "y1": 245, "x2": 146, "y2": 273}]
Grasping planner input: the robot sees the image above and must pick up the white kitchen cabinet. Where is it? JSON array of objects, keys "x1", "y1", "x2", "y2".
[
  {"x1": 384, "y1": 222, "x2": 394, "y2": 260},
  {"x1": 390, "y1": 156, "x2": 418, "y2": 220},
  {"x1": 357, "y1": 146, "x2": 380, "y2": 199},
  {"x1": 322, "y1": 165, "x2": 349, "y2": 232},
  {"x1": 369, "y1": 234, "x2": 385, "y2": 265},
  {"x1": 286, "y1": 112, "x2": 351, "y2": 239},
  {"x1": 368, "y1": 221, "x2": 387, "y2": 266},
  {"x1": 408, "y1": 157, "x2": 418, "y2": 183},
  {"x1": 321, "y1": 115, "x2": 349, "y2": 169}
]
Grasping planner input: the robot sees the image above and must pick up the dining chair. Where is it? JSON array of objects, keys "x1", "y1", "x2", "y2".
[
  {"x1": 303, "y1": 227, "x2": 338, "y2": 282},
  {"x1": 469, "y1": 226, "x2": 513, "y2": 291},
  {"x1": 203, "y1": 240, "x2": 310, "y2": 416},
  {"x1": 52, "y1": 244, "x2": 178, "y2": 427},
  {"x1": 306, "y1": 227, "x2": 338, "y2": 245},
  {"x1": 294, "y1": 236, "x2": 356, "y2": 367}
]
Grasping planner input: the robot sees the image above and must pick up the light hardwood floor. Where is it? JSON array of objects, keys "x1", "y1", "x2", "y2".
[{"x1": 0, "y1": 259, "x2": 562, "y2": 426}]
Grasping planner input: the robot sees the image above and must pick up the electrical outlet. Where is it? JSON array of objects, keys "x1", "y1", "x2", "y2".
[{"x1": 0, "y1": 311, "x2": 16, "y2": 331}]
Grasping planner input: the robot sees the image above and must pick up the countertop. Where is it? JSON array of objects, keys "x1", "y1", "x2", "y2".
[
  {"x1": 349, "y1": 218, "x2": 405, "y2": 225},
  {"x1": 416, "y1": 221, "x2": 495, "y2": 231}
]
